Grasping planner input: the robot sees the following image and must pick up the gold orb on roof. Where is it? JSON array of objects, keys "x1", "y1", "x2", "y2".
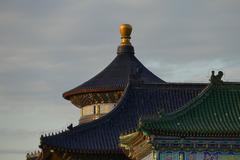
[{"x1": 120, "y1": 24, "x2": 132, "y2": 46}]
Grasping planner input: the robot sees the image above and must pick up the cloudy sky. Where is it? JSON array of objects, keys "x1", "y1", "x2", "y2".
[{"x1": 0, "y1": 0, "x2": 240, "y2": 159}]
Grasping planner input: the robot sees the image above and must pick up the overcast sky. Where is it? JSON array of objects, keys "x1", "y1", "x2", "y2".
[{"x1": 0, "y1": 0, "x2": 240, "y2": 159}]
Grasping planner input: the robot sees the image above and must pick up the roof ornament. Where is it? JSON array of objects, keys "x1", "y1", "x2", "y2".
[
  {"x1": 120, "y1": 24, "x2": 132, "y2": 46},
  {"x1": 67, "y1": 124, "x2": 73, "y2": 130},
  {"x1": 210, "y1": 71, "x2": 223, "y2": 84}
]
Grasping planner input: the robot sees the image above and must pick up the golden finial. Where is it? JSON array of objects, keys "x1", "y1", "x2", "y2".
[{"x1": 120, "y1": 24, "x2": 132, "y2": 46}]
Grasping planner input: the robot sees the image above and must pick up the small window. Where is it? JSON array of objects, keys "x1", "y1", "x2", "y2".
[
  {"x1": 80, "y1": 108, "x2": 83, "y2": 117},
  {"x1": 95, "y1": 105, "x2": 100, "y2": 115},
  {"x1": 100, "y1": 103, "x2": 115, "y2": 114},
  {"x1": 82, "y1": 105, "x2": 94, "y2": 116}
]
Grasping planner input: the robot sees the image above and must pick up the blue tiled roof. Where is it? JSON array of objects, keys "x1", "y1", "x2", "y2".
[
  {"x1": 63, "y1": 46, "x2": 165, "y2": 99},
  {"x1": 41, "y1": 82, "x2": 206, "y2": 153}
]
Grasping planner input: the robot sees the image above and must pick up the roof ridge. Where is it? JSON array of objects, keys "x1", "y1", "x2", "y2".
[
  {"x1": 164, "y1": 83, "x2": 213, "y2": 118},
  {"x1": 132, "y1": 82, "x2": 208, "y2": 89},
  {"x1": 139, "y1": 83, "x2": 213, "y2": 127},
  {"x1": 140, "y1": 82, "x2": 240, "y2": 134}
]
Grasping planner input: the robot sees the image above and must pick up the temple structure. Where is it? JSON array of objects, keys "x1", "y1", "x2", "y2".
[
  {"x1": 26, "y1": 24, "x2": 208, "y2": 160},
  {"x1": 120, "y1": 73, "x2": 240, "y2": 160},
  {"x1": 63, "y1": 24, "x2": 165, "y2": 124}
]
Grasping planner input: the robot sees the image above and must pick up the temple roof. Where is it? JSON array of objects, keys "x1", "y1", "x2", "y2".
[
  {"x1": 139, "y1": 82, "x2": 240, "y2": 137},
  {"x1": 41, "y1": 82, "x2": 206, "y2": 153},
  {"x1": 63, "y1": 24, "x2": 165, "y2": 100},
  {"x1": 63, "y1": 45, "x2": 165, "y2": 100}
]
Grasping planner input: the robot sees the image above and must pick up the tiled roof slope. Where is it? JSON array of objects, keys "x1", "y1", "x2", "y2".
[
  {"x1": 140, "y1": 82, "x2": 240, "y2": 137},
  {"x1": 41, "y1": 82, "x2": 206, "y2": 153},
  {"x1": 63, "y1": 46, "x2": 165, "y2": 99}
]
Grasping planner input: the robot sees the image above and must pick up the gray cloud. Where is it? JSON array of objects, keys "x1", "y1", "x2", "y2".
[
  {"x1": 0, "y1": 0, "x2": 240, "y2": 159},
  {"x1": 0, "y1": 149, "x2": 28, "y2": 154}
]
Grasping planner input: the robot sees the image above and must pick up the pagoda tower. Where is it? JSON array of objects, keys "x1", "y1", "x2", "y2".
[
  {"x1": 63, "y1": 24, "x2": 164, "y2": 124},
  {"x1": 26, "y1": 24, "x2": 206, "y2": 160}
]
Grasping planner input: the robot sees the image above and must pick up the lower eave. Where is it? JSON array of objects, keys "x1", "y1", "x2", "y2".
[
  {"x1": 63, "y1": 88, "x2": 124, "y2": 100},
  {"x1": 148, "y1": 130, "x2": 240, "y2": 138},
  {"x1": 41, "y1": 144, "x2": 123, "y2": 154}
]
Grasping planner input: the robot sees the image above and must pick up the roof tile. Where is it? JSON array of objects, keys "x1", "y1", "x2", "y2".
[{"x1": 41, "y1": 82, "x2": 206, "y2": 153}]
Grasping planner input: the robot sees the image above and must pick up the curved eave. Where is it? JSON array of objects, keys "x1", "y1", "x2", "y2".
[
  {"x1": 62, "y1": 46, "x2": 165, "y2": 100},
  {"x1": 40, "y1": 144, "x2": 123, "y2": 154},
  {"x1": 63, "y1": 87, "x2": 125, "y2": 100}
]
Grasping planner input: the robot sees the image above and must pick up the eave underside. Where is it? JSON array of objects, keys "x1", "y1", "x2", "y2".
[
  {"x1": 70, "y1": 90, "x2": 123, "y2": 107},
  {"x1": 153, "y1": 136, "x2": 240, "y2": 152},
  {"x1": 31, "y1": 149, "x2": 129, "y2": 160}
]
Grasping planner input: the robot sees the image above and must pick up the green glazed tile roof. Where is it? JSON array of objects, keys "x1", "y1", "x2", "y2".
[{"x1": 139, "y1": 82, "x2": 240, "y2": 137}]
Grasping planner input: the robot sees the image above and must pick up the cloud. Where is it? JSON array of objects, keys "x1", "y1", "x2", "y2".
[
  {"x1": 0, "y1": 149, "x2": 27, "y2": 155},
  {"x1": 0, "y1": 0, "x2": 240, "y2": 159}
]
